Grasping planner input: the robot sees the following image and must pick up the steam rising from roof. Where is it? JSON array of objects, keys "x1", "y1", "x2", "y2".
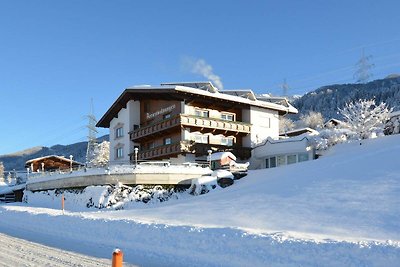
[{"x1": 182, "y1": 57, "x2": 224, "y2": 90}]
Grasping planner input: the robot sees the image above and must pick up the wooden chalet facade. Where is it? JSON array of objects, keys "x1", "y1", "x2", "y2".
[
  {"x1": 25, "y1": 155, "x2": 84, "y2": 172},
  {"x1": 96, "y1": 82, "x2": 298, "y2": 165}
]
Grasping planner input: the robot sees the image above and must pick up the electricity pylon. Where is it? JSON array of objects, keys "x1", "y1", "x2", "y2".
[
  {"x1": 354, "y1": 48, "x2": 374, "y2": 83},
  {"x1": 86, "y1": 99, "x2": 98, "y2": 167}
]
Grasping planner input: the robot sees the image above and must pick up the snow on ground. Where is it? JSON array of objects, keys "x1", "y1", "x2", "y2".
[{"x1": 1, "y1": 135, "x2": 400, "y2": 266}]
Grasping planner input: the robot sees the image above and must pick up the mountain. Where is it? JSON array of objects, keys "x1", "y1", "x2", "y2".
[
  {"x1": 0, "y1": 135, "x2": 109, "y2": 171},
  {"x1": 291, "y1": 76, "x2": 400, "y2": 120}
]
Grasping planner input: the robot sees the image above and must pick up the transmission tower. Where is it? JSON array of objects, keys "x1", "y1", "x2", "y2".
[
  {"x1": 354, "y1": 48, "x2": 374, "y2": 83},
  {"x1": 280, "y1": 78, "x2": 289, "y2": 96},
  {"x1": 86, "y1": 99, "x2": 98, "y2": 166}
]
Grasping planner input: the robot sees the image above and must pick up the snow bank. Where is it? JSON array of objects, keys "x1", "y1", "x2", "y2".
[{"x1": 23, "y1": 183, "x2": 181, "y2": 211}]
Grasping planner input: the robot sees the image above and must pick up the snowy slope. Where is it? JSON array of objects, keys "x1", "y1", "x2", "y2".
[
  {"x1": 1, "y1": 135, "x2": 400, "y2": 266},
  {"x1": 83, "y1": 134, "x2": 400, "y2": 241}
]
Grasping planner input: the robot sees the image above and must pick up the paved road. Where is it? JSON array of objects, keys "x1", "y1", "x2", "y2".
[{"x1": 0, "y1": 232, "x2": 119, "y2": 267}]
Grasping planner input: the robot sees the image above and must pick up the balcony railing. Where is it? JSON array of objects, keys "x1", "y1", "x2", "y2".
[
  {"x1": 130, "y1": 140, "x2": 252, "y2": 161},
  {"x1": 130, "y1": 142, "x2": 183, "y2": 161},
  {"x1": 130, "y1": 114, "x2": 251, "y2": 141}
]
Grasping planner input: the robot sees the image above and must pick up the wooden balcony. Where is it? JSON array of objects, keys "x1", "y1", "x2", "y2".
[
  {"x1": 130, "y1": 142, "x2": 184, "y2": 161},
  {"x1": 130, "y1": 114, "x2": 251, "y2": 142},
  {"x1": 130, "y1": 141, "x2": 252, "y2": 161}
]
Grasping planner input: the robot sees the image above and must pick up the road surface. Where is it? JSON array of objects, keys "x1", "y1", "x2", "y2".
[{"x1": 0, "y1": 232, "x2": 125, "y2": 267}]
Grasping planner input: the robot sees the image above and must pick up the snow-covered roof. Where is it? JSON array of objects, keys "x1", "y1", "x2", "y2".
[
  {"x1": 97, "y1": 82, "x2": 298, "y2": 128},
  {"x1": 280, "y1": 127, "x2": 319, "y2": 137},
  {"x1": 25, "y1": 155, "x2": 84, "y2": 166},
  {"x1": 210, "y1": 152, "x2": 237, "y2": 161}
]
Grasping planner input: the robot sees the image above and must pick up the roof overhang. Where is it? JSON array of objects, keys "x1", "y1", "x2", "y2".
[{"x1": 97, "y1": 85, "x2": 298, "y2": 128}]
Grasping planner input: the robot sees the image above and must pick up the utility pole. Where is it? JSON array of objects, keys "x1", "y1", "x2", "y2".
[
  {"x1": 86, "y1": 99, "x2": 98, "y2": 167},
  {"x1": 354, "y1": 48, "x2": 374, "y2": 84}
]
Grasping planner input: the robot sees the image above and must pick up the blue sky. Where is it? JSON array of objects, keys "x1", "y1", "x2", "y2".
[{"x1": 0, "y1": 0, "x2": 400, "y2": 155}]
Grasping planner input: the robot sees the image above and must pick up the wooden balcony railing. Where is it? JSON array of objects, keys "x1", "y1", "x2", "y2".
[
  {"x1": 130, "y1": 140, "x2": 252, "y2": 161},
  {"x1": 130, "y1": 114, "x2": 251, "y2": 142}
]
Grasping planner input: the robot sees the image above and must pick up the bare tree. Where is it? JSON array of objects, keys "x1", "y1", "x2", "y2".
[
  {"x1": 339, "y1": 99, "x2": 392, "y2": 139},
  {"x1": 279, "y1": 116, "x2": 295, "y2": 134},
  {"x1": 300, "y1": 111, "x2": 324, "y2": 129}
]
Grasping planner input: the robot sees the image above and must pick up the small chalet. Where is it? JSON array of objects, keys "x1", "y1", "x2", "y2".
[
  {"x1": 25, "y1": 155, "x2": 84, "y2": 172},
  {"x1": 210, "y1": 152, "x2": 237, "y2": 169}
]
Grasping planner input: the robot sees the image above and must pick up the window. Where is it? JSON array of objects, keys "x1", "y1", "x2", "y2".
[
  {"x1": 163, "y1": 113, "x2": 171, "y2": 119},
  {"x1": 298, "y1": 153, "x2": 309, "y2": 162},
  {"x1": 164, "y1": 137, "x2": 172, "y2": 145},
  {"x1": 116, "y1": 147, "x2": 124, "y2": 159},
  {"x1": 149, "y1": 142, "x2": 156, "y2": 149},
  {"x1": 193, "y1": 134, "x2": 208, "y2": 144},
  {"x1": 115, "y1": 127, "x2": 124, "y2": 138},
  {"x1": 277, "y1": 155, "x2": 286, "y2": 166},
  {"x1": 269, "y1": 157, "x2": 276, "y2": 168},
  {"x1": 220, "y1": 137, "x2": 234, "y2": 146},
  {"x1": 265, "y1": 158, "x2": 270, "y2": 168},
  {"x1": 221, "y1": 113, "x2": 235, "y2": 121},
  {"x1": 195, "y1": 109, "x2": 209, "y2": 118},
  {"x1": 287, "y1": 154, "x2": 297, "y2": 165}
]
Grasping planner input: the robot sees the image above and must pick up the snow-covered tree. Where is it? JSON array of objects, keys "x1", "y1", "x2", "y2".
[
  {"x1": 300, "y1": 111, "x2": 324, "y2": 129},
  {"x1": 90, "y1": 141, "x2": 110, "y2": 167},
  {"x1": 339, "y1": 99, "x2": 392, "y2": 140},
  {"x1": 279, "y1": 116, "x2": 295, "y2": 134},
  {"x1": 0, "y1": 162, "x2": 4, "y2": 183}
]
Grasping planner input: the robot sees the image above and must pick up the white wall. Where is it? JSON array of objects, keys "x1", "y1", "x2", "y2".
[
  {"x1": 243, "y1": 106, "x2": 279, "y2": 148},
  {"x1": 109, "y1": 100, "x2": 140, "y2": 165},
  {"x1": 251, "y1": 137, "x2": 314, "y2": 169}
]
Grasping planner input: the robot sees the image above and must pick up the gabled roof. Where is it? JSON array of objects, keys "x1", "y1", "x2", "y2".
[
  {"x1": 25, "y1": 155, "x2": 84, "y2": 167},
  {"x1": 97, "y1": 82, "x2": 298, "y2": 128}
]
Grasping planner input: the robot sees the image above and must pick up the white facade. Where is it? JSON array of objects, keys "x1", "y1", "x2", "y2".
[
  {"x1": 251, "y1": 137, "x2": 315, "y2": 169},
  {"x1": 109, "y1": 100, "x2": 140, "y2": 165},
  {"x1": 242, "y1": 106, "x2": 279, "y2": 147}
]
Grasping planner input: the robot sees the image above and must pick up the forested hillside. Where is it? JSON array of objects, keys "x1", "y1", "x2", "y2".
[{"x1": 292, "y1": 76, "x2": 400, "y2": 120}]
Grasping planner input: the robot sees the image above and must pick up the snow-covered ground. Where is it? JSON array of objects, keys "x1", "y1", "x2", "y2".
[{"x1": 1, "y1": 135, "x2": 400, "y2": 266}]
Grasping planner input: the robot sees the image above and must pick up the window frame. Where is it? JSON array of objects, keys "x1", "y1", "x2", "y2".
[
  {"x1": 221, "y1": 112, "x2": 235, "y2": 121},
  {"x1": 115, "y1": 127, "x2": 124, "y2": 138},
  {"x1": 116, "y1": 147, "x2": 124, "y2": 159}
]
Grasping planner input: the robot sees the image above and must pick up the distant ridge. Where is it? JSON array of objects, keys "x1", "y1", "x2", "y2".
[
  {"x1": 0, "y1": 135, "x2": 109, "y2": 171},
  {"x1": 291, "y1": 76, "x2": 400, "y2": 120}
]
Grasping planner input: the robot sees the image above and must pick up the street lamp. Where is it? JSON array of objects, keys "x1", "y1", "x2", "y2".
[
  {"x1": 134, "y1": 147, "x2": 139, "y2": 166},
  {"x1": 69, "y1": 155, "x2": 73, "y2": 172},
  {"x1": 207, "y1": 149, "x2": 212, "y2": 169}
]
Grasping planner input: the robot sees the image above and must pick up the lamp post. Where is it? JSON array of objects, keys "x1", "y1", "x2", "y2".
[
  {"x1": 134, "y1": 147, "x2": 139, "y2": 166},
  {"x1": 69, "y1": 155, "x2": 73, "y2": 172},
  {"x1": 207, "y1": 149, "x2": 212, "y2": 169}
]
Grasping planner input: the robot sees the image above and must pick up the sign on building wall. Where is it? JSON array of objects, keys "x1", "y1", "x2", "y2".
[{"x1": 146, "y1": 104, "x2": 176, "y2": 120}]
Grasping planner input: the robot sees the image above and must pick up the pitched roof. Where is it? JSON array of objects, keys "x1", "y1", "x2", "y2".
[{"x1": 97, "y1": 82, "x2": 298, "y2": 128}]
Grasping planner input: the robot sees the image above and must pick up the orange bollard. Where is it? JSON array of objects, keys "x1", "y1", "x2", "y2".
[
  {"x1": 61, "y1": 193, "x2": 65, "y2": 214},
  {"x1": 112, "y1": 248, "x2": 123, "y2": 267}
]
